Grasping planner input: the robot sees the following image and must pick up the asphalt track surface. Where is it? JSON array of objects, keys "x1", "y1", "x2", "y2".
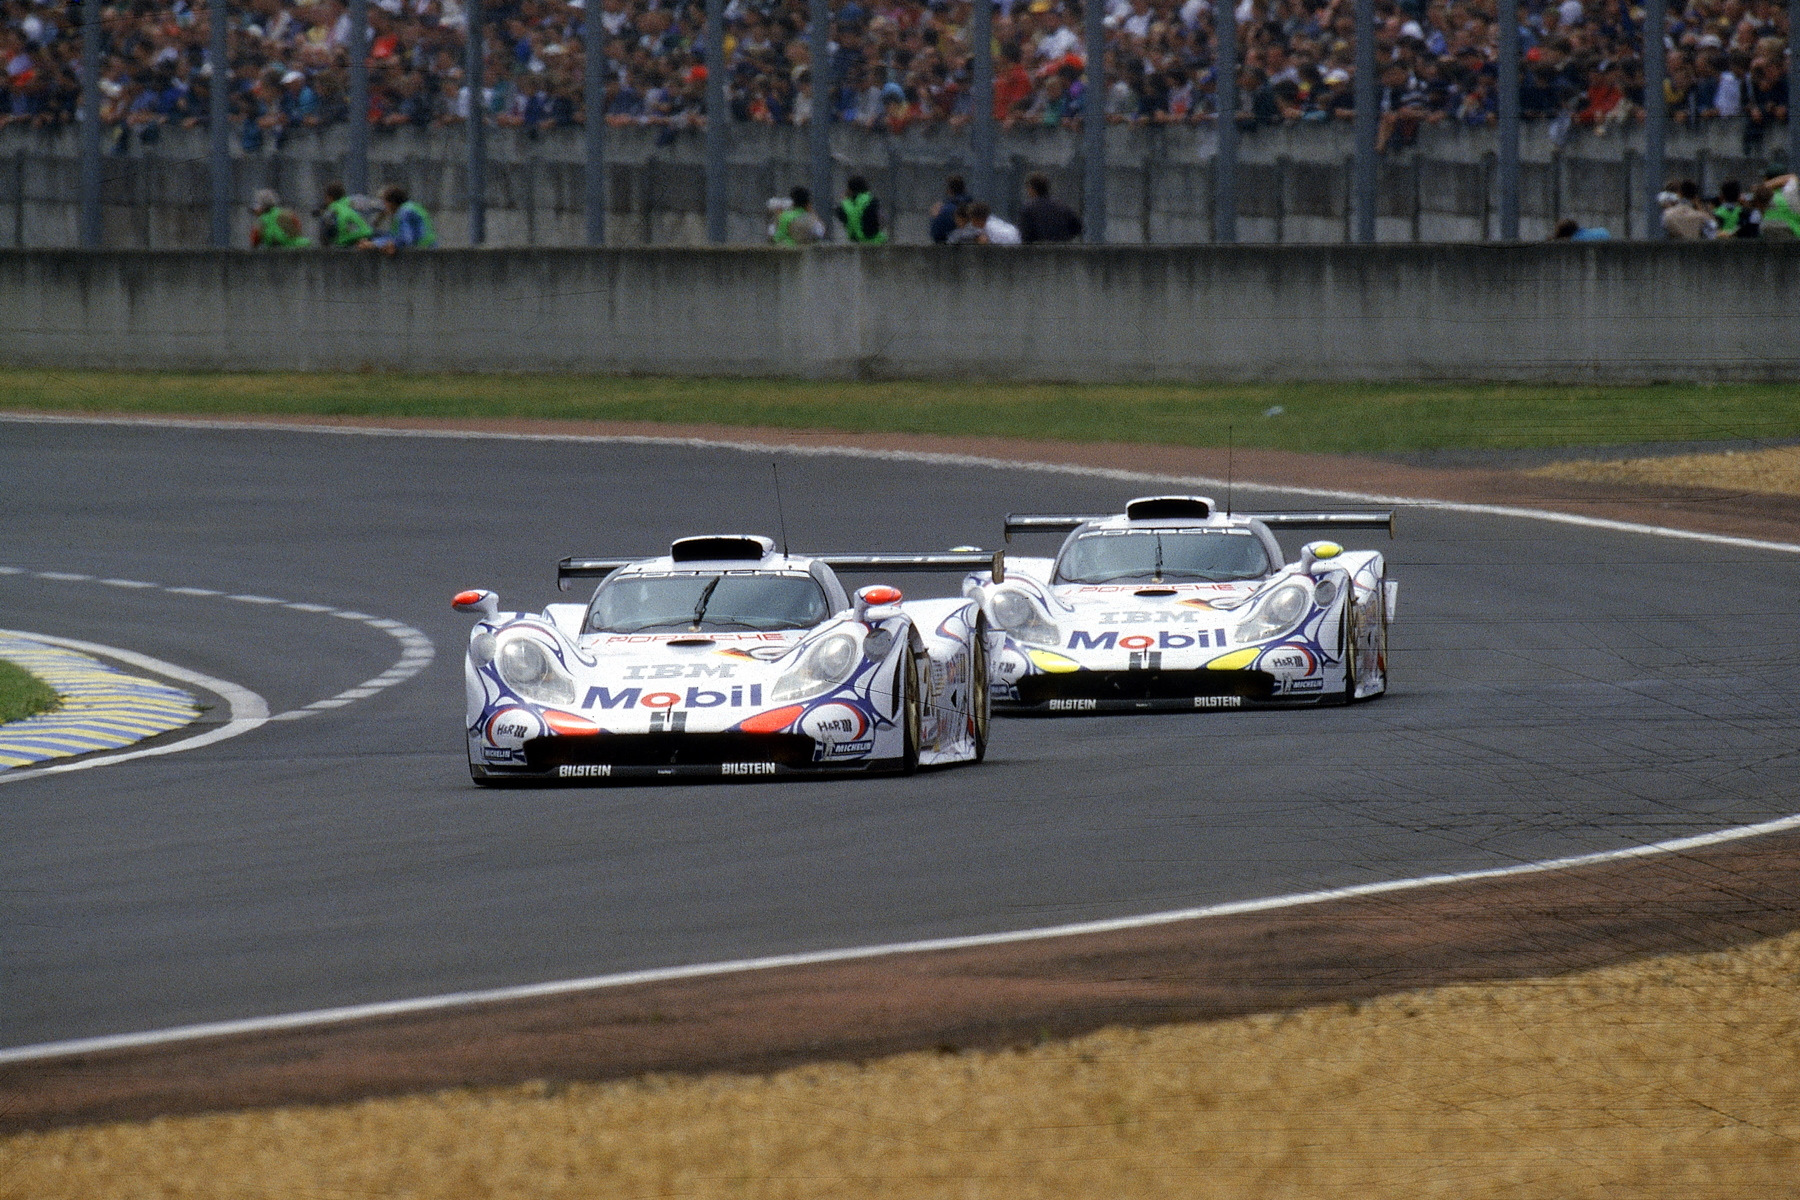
[{"x1": 4, "y1": 420, "x2": 1798, "y2": 1052}]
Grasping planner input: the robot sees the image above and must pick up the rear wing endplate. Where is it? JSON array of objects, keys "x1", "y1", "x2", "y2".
[
  {"x1": 1004, "y1": 511, "x2": 1393, "y2": 541},
  {"x1": 557, "y1": 557, "x2": 646, "y2": 591},
  {"x1": 557, "y1": 550, "x2": 1006, "y2": 591},
  {"x1": 817, "y1": 551, "x2": 1005, "y2": 584}
]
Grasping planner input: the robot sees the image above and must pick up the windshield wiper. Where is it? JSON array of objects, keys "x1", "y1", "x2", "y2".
[
  {"x1": 690, "y1": 576, "x2": 722, "y2": 630},
  {"x1": 1153, "y1": 533, "x2": 1164, "y2": 583}
]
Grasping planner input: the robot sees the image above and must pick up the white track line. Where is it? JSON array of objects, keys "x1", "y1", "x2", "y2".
[
  {"x1": 0, "y1": 558, "x2": 435, "y2": 726},
  {"x1": 1, "y1": 410, "x2": 1796, "y2": 1065},
  {"x1": 6, "y1": 411, "x2": 1799, "y2": 557},
  {"x1": 0, "y1": 631, "x2": 268, "y2": 785},
  {"x1": 5, "y1": 808, "x2": 1798, "y2": 1067}
]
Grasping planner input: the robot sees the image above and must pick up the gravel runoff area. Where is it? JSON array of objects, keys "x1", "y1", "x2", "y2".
[
  {"x1": 1532, "y1": 444, "x2": 1800, "y2": 498},
  {"x1": 4, "y1": 417, "x2": 1799, "y2": 1197},
  {"x1": 6, "y1": 926, "x2": 1798, "y2": 1198}
]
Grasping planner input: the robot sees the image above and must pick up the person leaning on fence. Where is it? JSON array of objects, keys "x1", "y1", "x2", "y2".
[
  {"x1": 1018, "y1": 173, "x2": 1083, "y2": 243},
  {"x1": 770, "y1": 186, "x2": 825, "y2": 245},
  {"x1": 318, "y1": 181, "x2": 375, "y2": 248},
  {"x1": 363, "y1": 186, "x2": 437, "y2": 253},
  {"x1": 836, "y1": 176, "x2": 888, "y2": 245},
  {"x1": 249, "y1": 189, "x2": 311, "y2": 248},
  {"x1": 1756, "y1": 174, "x2": 1800, "y2": 241},
  {"x1": 929, "y1": 175, "x2": 970, "y2": 244}
]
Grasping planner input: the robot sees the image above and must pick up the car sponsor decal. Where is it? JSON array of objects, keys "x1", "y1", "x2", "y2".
[
  {"x1": 1048, "y1": 698, "x2": 1098, "y2": 711},
  {"x1": 722, "y1": 762, "x2": 777, "y2": 775},
  {"x1": 800, "y1": 702, "x2": 870, "y2": 745},
  {"x1": 618, "y1": 663, "x2": 741, "y2": 680},
  {"x1": 823, "y1": 738, "x2": 876, "y2": 758},
  {"x1": 1258, "y1": 644, "x2": 1318, "y2": 675},
  {"x1": 582, "y1": 684, "x2": 764, "y2": 710},
  {"x1": 558, "y1": 764, "x2": 613, "y2": 777},
  {"x1": 1287, "y1": 678, "x2": 1325, "y2": 692},
  {"x1": 1067, "y1": 629, "x2": 1231, "y2": 651},
  {"x1": 1194, "y1": 696, "x2": 1244, "y2": 709}
]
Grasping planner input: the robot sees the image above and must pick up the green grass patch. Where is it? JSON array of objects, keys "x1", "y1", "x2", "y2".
[
  {"x1": 0, "y1": 659, "x2": 59, "y2": 725},
  {"x1": 5, "y1": 369, "x2": 1800, "y2": 454}
]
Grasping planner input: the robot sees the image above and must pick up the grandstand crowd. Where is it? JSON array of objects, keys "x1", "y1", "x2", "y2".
[{"x1": 1, "y1": 0, "x2": 1791, "y2": 152}]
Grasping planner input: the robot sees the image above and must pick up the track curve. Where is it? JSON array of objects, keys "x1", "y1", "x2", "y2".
[{"x1": 3, "y1": 418, "x2": 1798, "y2": 1051}]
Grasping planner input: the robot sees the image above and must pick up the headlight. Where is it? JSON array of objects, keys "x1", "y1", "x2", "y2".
[
  {"x1": 495, "y1": 636, "x2": 577, "y2": 705},
  {"x1": 988, "y1": 588, "x2": 1059, "y2": 646},
  {"x1": 1234, "y1": 581, "x2": 1313, "y2": 644},
  {"x1": 771, "y1": 630, "x2": 862, "y2": 703}
]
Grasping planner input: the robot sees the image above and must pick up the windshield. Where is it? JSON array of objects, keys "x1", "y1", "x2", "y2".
[
  {"x1": 1055, "y1": 529, "x2": 1272, "y2": 584},
  {"x1": 586, "y1": 572, "x2": 830, "y2": 634}
]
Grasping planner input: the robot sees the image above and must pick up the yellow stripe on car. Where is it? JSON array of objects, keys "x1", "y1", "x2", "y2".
[{"x1": 1205, "y1": 647, "x2": 1261, "y2": 671}]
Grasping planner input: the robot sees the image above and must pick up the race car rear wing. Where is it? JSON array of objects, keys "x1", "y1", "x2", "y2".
[
  {"x1": 816, "y1": 551, "x2": 1005, "y2": 583},
  {"x1": 557, "y1": 550, "x2": 1005, "y2": 590},
  {"x1": 1003, "y1": 511, "x2": 1394, "y2": 541}
]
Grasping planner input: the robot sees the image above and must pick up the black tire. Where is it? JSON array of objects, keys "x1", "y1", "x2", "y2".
[
  {"x1": 1341, "y1": 597, "x2": 1360, "y2": 704},
  {"x1": 969, "y1": 619, "x2": 991, "y2": 763},
  {"x1": 899, "y1": 645, "x2": 922, "y2": 775}
]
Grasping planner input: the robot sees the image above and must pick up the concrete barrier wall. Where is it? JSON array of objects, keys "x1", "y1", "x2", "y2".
[{"x1": 3, "y1": 245, "x2": 1797, "y2": 382}]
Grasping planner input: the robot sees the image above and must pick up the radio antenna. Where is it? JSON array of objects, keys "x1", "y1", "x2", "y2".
[
  {"x1": 771, "y1": 461, "x2": 791, "y2": 560},
  {"x1": 1225, "y1": 424, "x2": 1234, "y2": 517}
]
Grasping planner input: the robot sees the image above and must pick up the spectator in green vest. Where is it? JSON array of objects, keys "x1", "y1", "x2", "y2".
[
  {"x1": 835, "y1": 175, "x2": 888, "y2": 244},
  {"x1": 365, "y1": 185, "x2": 438, "y2": 252},
  {"x1": 317, "y1": 181, "x2": 374, "y2": 247},
  {"x1": 249, "y1": 189, "x2": 311, "y2": 248},
  {"x1": 1759, "y1": 174, "x2": 1800, "y2": 241},
  {"x1": 770, "y1": 186, "x2": 825, "y2": 245}
]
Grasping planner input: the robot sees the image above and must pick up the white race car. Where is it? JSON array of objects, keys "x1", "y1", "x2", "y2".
[
  {"x1": 455, "y1": 535, "x2": 1000, "y2": 784},
  {"x1": 970, "y1": 495, "x2": 1396, "y2": 713}
]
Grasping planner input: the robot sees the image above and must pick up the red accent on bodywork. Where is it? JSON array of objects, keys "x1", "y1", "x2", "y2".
[
  {"x1": 542, "y1": 710, "x2": 601, "y2": 735},
  {"x1": 452, "y1": 589, "x2": 486, "y2": 608},
  {"x1": 737, "y1": 704, "x2": 806, "y2": 734},
  {"x1": 859, "y1": 585, "x2": 903, "y2": 606}
]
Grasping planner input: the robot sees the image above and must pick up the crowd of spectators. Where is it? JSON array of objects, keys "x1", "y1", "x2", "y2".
[{"x1": 0, "y1": 0, "x2": 1791, "y2": 156}]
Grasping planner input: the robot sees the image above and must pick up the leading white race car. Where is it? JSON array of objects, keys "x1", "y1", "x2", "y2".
[
  {"x1": 969, "y1": 495, "x2": 1396, "y2": 713},
  {"x1": 455, "y1": 535, "x2": 999, "y2": 784}
]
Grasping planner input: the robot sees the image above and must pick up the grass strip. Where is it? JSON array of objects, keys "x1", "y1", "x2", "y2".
[
  {"x1": 0, "y1": 659, "x2": 58, "y2": 725},
  {"x1": 5, "y1": 369, "x2": 1800, "y2": 454},
  {"x1": 6, "y1": 928, "x2": 1796, "y2": 1199}
]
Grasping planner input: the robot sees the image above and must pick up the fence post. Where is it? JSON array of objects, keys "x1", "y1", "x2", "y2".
[
  {"x1": 1352, "y1": 0, "x2": 1376, "y2": 242},
  {"x1": 971, "y1": 0, "x2": 995, "y2": 206},
  {"x1": 209, "y1": 0, "x2": 231, "y2": 246},
  {"x1": 1497, "y1": 0, "x2": 1519, "y2": 239},
  {"x1": 1642, "y1": 0, "x2": 1665, "y2": 239},
  {"x1": 1214, "y1": 0, "x2": 1238, "y2": 243},
  {"x1": 347, "y1": 0, "x2": 368, "y2": 196},
  {"x1": 1082, "y1": 0, "x2": 1106, "y2": 242},
  {"x1": 466, "y1": 0, "x2": 486, "y2": 244},
  {"x1": 704, "y1": 0, "x2": 726, "y2": 243},
  {"x1": 809, "y1": 0, "x2": 833, "y2": 235},
  {"x1": 79, "y1": 0, "x2": 100, "y2": 247},
  {"x1": 584, "y1": 0, "x2": 606, "y2": 244}
]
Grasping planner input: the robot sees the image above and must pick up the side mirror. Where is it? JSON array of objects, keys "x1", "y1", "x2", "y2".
[
  {"x1": 1299, "y1": 541, "x2": 1343, "y2": 574},
  {"x1": 854, "y1": 584, "x2": 904, "y2": 622},
  {"x1": 452, "y1": 588, "x2": 499, "y2": 616}
]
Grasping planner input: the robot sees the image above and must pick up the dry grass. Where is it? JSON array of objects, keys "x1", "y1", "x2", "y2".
[
  {"x1": 7, "y1": 930, "x2": 1800, "y2": 1199},
  {"x1": 1530, "y1": 444, "x2": 1800, "y2": 497}
]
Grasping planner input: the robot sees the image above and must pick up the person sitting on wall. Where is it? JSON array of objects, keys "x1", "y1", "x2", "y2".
[
  {"x1": 1018, "y1": 173, "x2": 1083, "y2": 243},
  {"x1": 317, "y1": 181, "x2": 376, "y2": 248},
  {"x1": 770, "y1": 186, "x2": 826, "y2": 245},
  {"x1": 362, "y1": 185, "x2": 437, "y2": 252},
  {"x1": 1552, "y1": 218, "x2": 1611, "y2": 241},
  {"x1": 249, "y1": 189, "x2": 311, "y2": 248},
  {"x1": 835, "y1": 175, "x2": 888, "y2": 244}
]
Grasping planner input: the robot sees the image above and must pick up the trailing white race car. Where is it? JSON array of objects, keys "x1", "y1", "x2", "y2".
[
  {"x1": 970, "y1": 495, "x2": 1396, "y2": 713},
  {"x1": 455, "y1": 535, "x2": 1000, "y2": 784}
]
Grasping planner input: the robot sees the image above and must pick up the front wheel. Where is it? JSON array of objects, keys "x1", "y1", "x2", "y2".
[
  {"x1": 898, "y1": 645, "x2": 921, "y2": 775},
  {"x1": 969, "y1": 620, "x2": 991, "y2": 763}
]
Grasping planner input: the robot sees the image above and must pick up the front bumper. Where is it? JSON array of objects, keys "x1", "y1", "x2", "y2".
[
  {"x1": 474, "y1": 730, "x2": 893, "y2": 782},
  {"x1": 997, "y1": 668, "x2": 1333, "y2": 714}
]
